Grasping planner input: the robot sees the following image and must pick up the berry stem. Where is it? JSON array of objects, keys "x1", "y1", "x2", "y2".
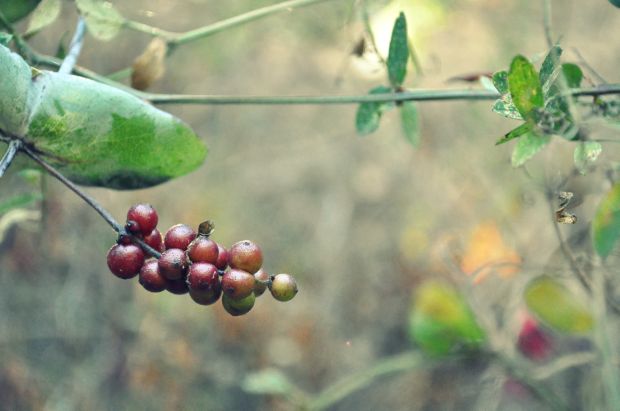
[
  {"x1": 20, "y1": 144, "x2": 161, "y2": 258},
  {"x1": 58, "y1": 17, "x2": 86, "y2": 75},
  {"x1": 0, "y1": 139, "x2": 22, "y2": 178}
]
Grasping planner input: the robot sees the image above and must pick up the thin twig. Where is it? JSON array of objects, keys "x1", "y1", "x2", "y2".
[
  {"x1": 58, "y1": 17, "x2": 86, "y2": 75},
  {"x1": 542, "y1": 0, "x2": 554, "y2": 49},
  {"x1": 0, "y1": 139, "x2": 22, "y2": 178}
]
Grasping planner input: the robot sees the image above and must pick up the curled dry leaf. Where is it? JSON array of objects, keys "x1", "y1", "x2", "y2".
[{"x1": 131, "y1": 38, "x2": 167, "y2": 90}]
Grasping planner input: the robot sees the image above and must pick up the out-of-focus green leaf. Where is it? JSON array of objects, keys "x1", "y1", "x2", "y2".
[
  {"x1": 25, "y1": 0, "x2": 61, "y2": 36},
  {"x1": 593, "y1": 183, "x2": 620, "y2": 258},
  {"x1": 408, "y1": 281, "x2": 485, "y2": 357},
  {"x1": 0, "y1": 193, "x2": 42, "y2": 215},
  {"x1": 496, "y1": 122, "x2": 532, "y2": 145},
  {"x1": 508, "y1": 55, "x2": 544, "y2": 119},
  {"x1": 492, "y1": 71, "x2": 509, "y2": 94},
  {"x1": 0, "y1": 44, "x2": 207, "y2": 189},
  {"x1": 400, "y1": 102, "x2": 419, "y2": 146},
  {"x1": 492, "y1": 94, "x2": 523, "y2": 120},
  {"x1": 75, "y1": 0, "x2": 124, "y2": 41},
  {"x1": 386, "y1": 12, "x2": 409, "y2": 87},
  {"x1": 511, "y1": 132, "x2": 550, "y2": 167},
  {"x1": 0, "y1": 32, "x2": 12, "y2": 47},
  {"x1": 561, "y1": 63, "x2": 583, "y2": 88},
  {"x1": 355, "y1": 85, "x2": 393, "y2": 135},
  {"x1": 609, "y1": 0, "x2": 620, "y2": 8},
  {"x1": 525, "y1": 276, "x2": 593, "y2": 334},
  {"x1": 242, "y1": 368, "x2": 294, "y2": 396},
  {"x1": 574, "y1": 141, "x2": 602, "y2": 175},
  {"x1": 539, "y1": 46, "x2": 562, "y2": 90},
  {"x1": 0, "y1": 0, "x2": 41, "y2": 23}
]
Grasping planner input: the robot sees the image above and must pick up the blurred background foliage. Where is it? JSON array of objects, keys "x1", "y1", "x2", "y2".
[{"x1": 0, "y1": 0, "x2": 619, "y2": 410}]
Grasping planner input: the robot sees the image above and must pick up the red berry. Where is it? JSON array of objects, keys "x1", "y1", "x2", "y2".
[
  {"x1": 517, "y1": 318, "x2": 552, "y2": 361},
  {"x1": 187, "y1": 236, "x2": 219, "y2": 264},
  {"x1": 214, "y1": 244, "x2": 229, "y2": 271},
  {"x1": 158, "y1": 248, "x2": 188, "y2": 280},
  {"x1": 139, "y1": 259, "x2": 168, "y2": 292},
  {"x1": 107, "y1": 243, "x2": 145, "y2": 279},
  {"x1": 187, "y1": 263, "x2": 221, "y2": 305},
  {"x1": 127, "y1": 203, "x2": 158, "y2": 235},
  {"x1": 222, "y1": 293, "x2": 255, "y2": 316},
  {"x1": 221, "y1": 269, "x2": 256, "y2": 300},
  {"x1": 253, "y1": 268, "x2": 269, "y2": 296},
  {"x1": 269, "y1": 273, "x2": 298, "y2": 302},
  {"x1": 166, "y1": 278, "x2": 189, "y2": 295},
  {"x1": 143, "y1": 228, "x2": 164, "y2": 252},
  {"x1": 125, "y1": 220, "x2": 142, "y2": 236},
  {"x1": 164, "y1": 224, "x2": 196, "y2": 250},
  {"x1": 229, "y1": 240, "x2": 263, "y2": 274}
]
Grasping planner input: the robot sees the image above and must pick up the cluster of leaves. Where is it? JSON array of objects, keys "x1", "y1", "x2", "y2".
[{"x1": 354, "y1": 12, "x2": 419, "y2": 146}]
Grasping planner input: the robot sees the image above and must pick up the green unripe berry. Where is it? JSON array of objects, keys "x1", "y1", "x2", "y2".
[{"x1": 222, "y1": 293, "x2": 255, "y2": 316}]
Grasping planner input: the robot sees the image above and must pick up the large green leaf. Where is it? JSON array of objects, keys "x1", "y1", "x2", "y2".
[
  {"x1": 508, "y1": 55, "x2": 544, "y2": 120},
  {"x1": 0, "y1": 0, "x2": 41, "y2": 23},
  {"x1": 75, "y1": 0, "x2": 124, "y2": 41},
  {"x1": 0, "y1": 44, "x2": 207, "y2": 189},
  {"x1": 386, "y1": 12, "x2": 409, "y2": 87},
  {"x1": 511, "y1": 132, "x2": 550, "y2": 167},
  {"x1": 400, "y1": 101, "x2": 419, "y2": 146},
  {"x1": 593, "y1": 183, "x2": 620, "y2": 258},
  {"x1": 525, "y1": 276, "x2": 593, "y2": 334},
  {"x1": 355, "y1": 85, "x2": 394, "y2": 135}
]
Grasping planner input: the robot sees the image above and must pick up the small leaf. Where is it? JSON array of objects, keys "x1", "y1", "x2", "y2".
[
  {"x1": 508, "y1": 55, "x2": 544, "y2": 119},
  {"x1": 593, "y1": 183, "x2": 620, "y2": 258},
  {"x1": 525, "y1": 276, "x2": 593, "y2": 334},
  {"x1": 400, "y1": 102, "x2": 419, "y2": 146},
  {"x1": 574, "y1": 141, "x2": 602, "y2": 174},
  {"x1": 496, "y1": 122, "x2": 532, "y2": 145},
  {"x1": 25, "y1": 0, "x2": 61, "y2": 36},
  {"x1": 386, "y1": 12, "x2": 409, "y2": 87},
  {"x1": 0, "y1": 0, "x2": 41, "y2": 23},
  {"x1": 75, "y1": 0, "x2": 124, "y2": 41},
  {"x1": 0, "y1": 193, "x2": 42, "y2": 215},
  {"x1": 511, "y1": 132, "x2": 550, "y2": 167},
  {"x1": 561, "y1": 63, "x2": 583, "y2": 88},
  {"x1": 242, "y1": 368, "x2": 294, "y2": 396},
  {"x1": 131, "y1": 38, "x2": 167, "y2": 90},
  {"x1": 492, "y1": 94, "x2": 523, "y2": 120},
  {"x1": 539, "y1": 46, "x2": 562, "y2": 89},
  {"x1": 0, "y1": 32, "x2": 12, "y2": 47},
  {"x1": 355, "y1": 85, "x2": 393, "y2": 135},
  {"x1": 492, "y1": 71, "x2": 509, "y2": 94}
]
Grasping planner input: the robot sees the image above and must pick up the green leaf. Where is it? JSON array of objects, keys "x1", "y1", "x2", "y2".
[
  {"x1": 511, "y1": 132, "x2": 550, "y2": 167},
  {"x1": 592, "y1": 183, "x2": 620, "y2": 258},
  {"x1": 400, "y1": 102, "x2": 419, "y2": 146},
  {"x1": 355, "y1": 86, "x2": 393, "y2": 135},
  {"x1": 386, "y1": 12, "x2": 409, "y2": 87},
  {"x1": 561, "y1": 63, "x2": 583, "y2": 88},
  {"x1": 495, "y1": 122, "x2": 532, "y2": 145},
  {"x1": 0, "y1": 44, "x2": 207, "y2": 189},
  {"x1": 0, "y1": 193, "x2": 42, "y2": 215},
  {"x1": 0, "y1": 0, "x2": 41, "y2": 23},
  {"x1": 507, "y1": 55, "x2": 544, "y2": 119},
  {"x1": 574, "y1": 141, "x2": 602, "y2": 175},
  {"x1": 242, "y1": 368, "x2": 294, "y2": 396},
  {"x1": 408, "y1": 281, "x2": 485, "y2": 357},
  {"x1": 25, "y1": 0, "x2": 61, "y2": 36},
  {"x1": 0, "y1": 32, "x2": 12, "y2": 47},
  {"x1": 492, "y1": 71, "x2": 509, "y2": 94},
  {"x1": 75, "y1": 0, "x2": 124, "y2": 41},
  {"x1": 525, "y1": 276, "x2": 593, "y2": 334},
  {"x1": 539, "y1": 46, "x2": 562, "y2": 90},
  {"x1": 492, "y1": 94, "x2": 523, "y2": 120},
  {"x1": 609, "y1": 0, "x2": 620, "y2": 8}
]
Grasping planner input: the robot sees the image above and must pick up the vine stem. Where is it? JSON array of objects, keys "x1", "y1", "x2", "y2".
[
  {"x1": 19, "y1": 143, "x2": 161, "y2": 258},
  {"x1": 0, "y1": 139, "x2": 21, "y2": 178},
  {"x1": 58, "y1": 17, "x2": 86, "y2": 75}
]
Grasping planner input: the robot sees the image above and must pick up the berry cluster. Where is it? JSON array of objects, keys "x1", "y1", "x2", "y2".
[{"x1": 106, "y1": 204, "x2": 298, "y2": 316}]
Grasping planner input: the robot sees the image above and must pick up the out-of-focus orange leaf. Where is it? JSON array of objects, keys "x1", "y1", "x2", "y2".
[{"x1": 460, "y1": 221, "x2": 521, "y2": 284}]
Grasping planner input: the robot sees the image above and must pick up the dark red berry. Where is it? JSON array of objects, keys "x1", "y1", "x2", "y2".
[
  {"x1": 214, "y1": 244, "x2": 229, "y2": 271},
  {"x1": 222, "y1": 293, "x2": 255, "y2": 316},
  {"x1": 517, "y1": 317, "x2": 552, "y2": 361},
  {"x1": 125, "y1": 220, "x2": 142, "y2": 236},
  {"x1": 117, "y1": 234, "x2": 133, "y2": 245},
  {"x1": 127, "y1": 203, "x2": 158, "y2": 235},
  {"x1": 143, "y1": 228, "x2": 164, "y2": 252},
  {"x1": 221, "y1": 269, "x2": 256, "y2": 300},
  {"x1": 107, "y1": 243, "x2": 145, "y2": 279},
  {"x1": 187, "y1": 236, "x2": 219, "y2": 264},
  {"x1": 158, "y1": 248, "x2": 188, "y2": 280},
  {"x1": 229, "y1": 240, "x2": 263, "y2": 274},
  {"x1": 187, "y1": 263, "x2": 221, "y2": 305},
  {"x1": 166, "y1": 277, "x2": 189, "y2": 295},
  {"x1": 269, "y1": 273, "x2": 298, "y2": 302},
  {"x1": 253, "y1": 268, "x2": 269, "y2": 296},
  {"x1": 139, "y1": 259, "x2": 168, "y2": 292},
  {"x1": 164, "y1": 224, "x2": 196, "y2": 250}
]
